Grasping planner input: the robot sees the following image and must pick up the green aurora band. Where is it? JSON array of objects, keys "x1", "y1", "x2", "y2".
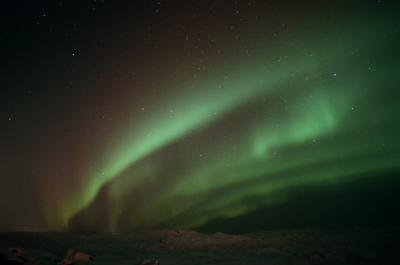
[{"x1": 58, "y1": 10, "x2": 400, "y2": 231}]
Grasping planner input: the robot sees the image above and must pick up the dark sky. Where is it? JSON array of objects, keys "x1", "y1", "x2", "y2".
[{"x1": 1, "y1": 1, "x2": 400, "y2": 232}]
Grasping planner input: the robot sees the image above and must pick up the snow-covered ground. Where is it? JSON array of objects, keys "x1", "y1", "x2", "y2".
[{"x1": 0, "y1": 228, "x2": 399, "y2": 265}]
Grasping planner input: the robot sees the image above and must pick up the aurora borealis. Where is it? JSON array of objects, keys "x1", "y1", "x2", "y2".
[{"x1": 1, "y1": 1, "x2": 400, "y2": 232}]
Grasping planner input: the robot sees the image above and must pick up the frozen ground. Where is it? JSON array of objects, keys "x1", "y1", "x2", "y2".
[{"x1": 0, "y1": 227, "x2": 399, "y2": 265}]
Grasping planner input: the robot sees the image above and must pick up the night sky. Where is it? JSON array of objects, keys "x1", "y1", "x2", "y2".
[{"x1": 1, "y1": 1, "x2": 400, "y2": 233}]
